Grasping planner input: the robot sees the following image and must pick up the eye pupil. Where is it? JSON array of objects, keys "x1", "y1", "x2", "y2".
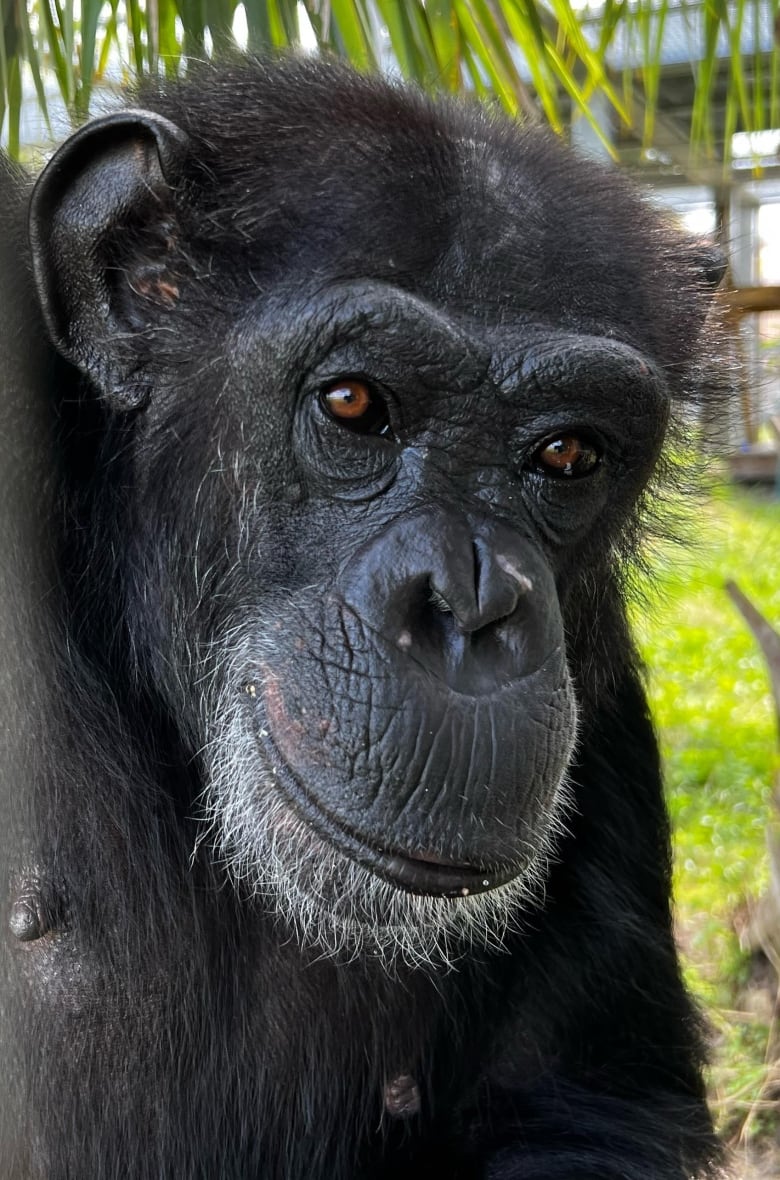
[
  {"x1": 319, "y1": 379, "x2": 391, "y2": 436},
  {"x1": 534, "y1": 433, "x2": 600, "y2": 478}
]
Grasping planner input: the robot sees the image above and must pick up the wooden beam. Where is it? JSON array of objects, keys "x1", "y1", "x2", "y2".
[{"x1": 723, "y1": 286, "x2": 780, "y2": 313}]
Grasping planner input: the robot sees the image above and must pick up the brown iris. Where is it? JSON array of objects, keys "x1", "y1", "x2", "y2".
[
  {"x1": 322, "y1": 379, "x2": 372, "y2": 420},
  {"x1": 534, "y1": 433, "x2": 600, "y2": 478},
  {"x1": 319, "y1": 379, "x2": 390, "y2": 435}
]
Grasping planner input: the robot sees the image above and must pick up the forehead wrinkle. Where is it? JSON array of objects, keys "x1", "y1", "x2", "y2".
[{"x1": 403, "y1": 405, "x2": 511, "y2": 473}]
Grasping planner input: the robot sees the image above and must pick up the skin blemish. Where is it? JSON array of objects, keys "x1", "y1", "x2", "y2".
[
  {"x1": 261, "y1": 667, "x2": 328, "y2": 765},
  {"x1": 396, "y1": 630, "x2": 412, "y2": 651},
  {"x1": 156, "y1": 279, "x2": 179, "y2": 306},
  {"x1": 8, "y1": 877, "x2": 63, "y2": 943},
  {"x1": 131, "y1": 272, "x2": 180, "y2": 308},
  {"x1": 9, "y1": 893, "x2": 49, "y2": 942},
  {"x1": 264, "y1": 673, "x2": 304, "y2": 744},
  {"x1": 487, "y1": 159, "x2": 504, "y2": 187},
  {"x1": 244, "y1": 683, "x2": 257, "y2": 698},
  {"x1": 383, "y1": 1074, "x2": 421, "y2": 1119},
  {"x1": 496, "y1": 554, "x2": 533, "y2": 592}
]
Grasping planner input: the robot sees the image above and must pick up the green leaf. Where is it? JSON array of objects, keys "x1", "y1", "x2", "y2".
[
  {"x1": 126, "y1": 0, "x2": 146, "y2": 74},
  {"x1": 426, "y1": 0, "x2": 462, "y2": 91},
  {"x1": 35, "y1": 0, "x2": 69, "y2": 107},
  {"x1": 157, "y1": 0, "x2": 181, "y2": 74},
  {"x1": 546, "y1": 0, "x2": 629, "y2": 123},
  {"x1": 178, "y1": 0, "x2": 206, "y2": 59},
  {"x1": 452, "y1": 0, "x2": 520, "y2": 116},
  {"x1": 0, "y1": 8, "x2": 8, "y2": 149},
  {"x1": 243, "y1": 0, "x2": 274, "y2": 52},
  {"x1": 375, "y1": 0, "x2": 437, "y2": 85},
  {"x1": 20, "y1": 3, "x2": 52, "y2": 137},
  {"x1": 638, "y1": 0, "x2": 668, "y2": 149},
  {"x1": 753, "y1": 0, "x2": 765, "y2": 134},
  {"x1": 77, "y1": 0, "x2": 104, "y2": 115},
  {"x1": 771, "y1": 17, "x2": 780, "y2": 133},
  {"x1": 329, "y1": 0, "x2": 376, "y2": 71},
  {"x1": 460, "y1": 38, "x2": 492, "y2": 100},
  {"x1": 7, "y1": 50, "x2": 20, "y2": 158}
]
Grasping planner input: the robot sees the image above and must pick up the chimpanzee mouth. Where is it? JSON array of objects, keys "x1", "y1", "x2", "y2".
[
  {"x1": 250, "y1": 717, "x2": 520, "y2": 899},
  {"x1": 358, "y1": 847, "x2": 518, "y2": 898}
]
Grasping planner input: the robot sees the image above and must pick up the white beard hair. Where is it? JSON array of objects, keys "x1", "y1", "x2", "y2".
[{"x1": 195, "y1": 631, "x2": 576, "y2": 974}]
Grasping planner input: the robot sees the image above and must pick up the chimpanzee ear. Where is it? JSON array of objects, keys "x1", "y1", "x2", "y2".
[{"x1": 29, "y1": 110, "x2": 190, "y2": 411}]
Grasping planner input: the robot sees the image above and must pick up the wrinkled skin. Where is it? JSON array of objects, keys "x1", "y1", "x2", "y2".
[{"x1": 0, "y1": 56, "x2": 730, "y2": 1179}]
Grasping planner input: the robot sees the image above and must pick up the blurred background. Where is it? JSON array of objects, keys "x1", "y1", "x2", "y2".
[{"x1": 1, "y1": 0, "x2": 778, "y2": 1173}]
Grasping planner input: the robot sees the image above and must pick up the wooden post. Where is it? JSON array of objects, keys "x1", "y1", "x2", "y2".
[{"x1": 725, "y1": 582, "x2": 780, "y2": 961}]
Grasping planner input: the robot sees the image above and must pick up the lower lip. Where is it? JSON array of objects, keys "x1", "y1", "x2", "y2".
[
  {"x1": 374, "y1": 850, "x2": 516, "y2": 897},
  {"x1": 251, "y1": 718, "x2": 518, "y2": 898}
]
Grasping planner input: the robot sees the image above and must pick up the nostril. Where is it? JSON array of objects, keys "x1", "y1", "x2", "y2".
[
  {"x1": 472, "y1": 540, "x2": 481, "y2": 604},
  {"x1": 422, "y1": 588, "x2": 460, "y2": 642},
  {"x1": 429, "y1": 586, "x2": 452, "y2": 614}
]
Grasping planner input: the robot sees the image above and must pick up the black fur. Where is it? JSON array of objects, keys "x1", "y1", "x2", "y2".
[{"x1": 0, "y1": 56, "x2": 730, "y2": 1179}]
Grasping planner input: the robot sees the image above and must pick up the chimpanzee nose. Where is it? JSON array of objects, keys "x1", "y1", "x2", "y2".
[
  {"x1": 429, "y1": 536, "x2": 532, "y2": 634},
  {"x1": 338, "y1": 511, "x2": 557, "y2": 693}
]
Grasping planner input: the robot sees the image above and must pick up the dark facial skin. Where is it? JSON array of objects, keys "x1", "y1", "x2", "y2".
[
  {"x1": 0, "y1": 55, "x2": 730, "y2": 1180},
  {"x1": 192, "y1": 284, "x2": 668, "y2": 899}
]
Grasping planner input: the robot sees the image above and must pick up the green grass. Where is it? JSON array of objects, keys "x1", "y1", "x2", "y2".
[{"x1": 633, "y1": 482, "x2": 780, "y2": 1147}]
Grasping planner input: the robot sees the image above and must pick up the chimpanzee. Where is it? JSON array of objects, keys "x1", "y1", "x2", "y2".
[{"x1": 0, "y1": 54, "x2": 730, "y2": 1179}]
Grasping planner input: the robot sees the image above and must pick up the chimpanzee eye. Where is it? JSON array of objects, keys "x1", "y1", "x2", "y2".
[
  {"x1": 533, "y1": 432, "x2": 601, "y2": 479},
  {"x1": 319, "y1": 379, "x2": 391, "y2": 436}
]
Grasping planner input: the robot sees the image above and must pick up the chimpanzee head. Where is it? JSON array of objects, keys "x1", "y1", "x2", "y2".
[{"x1": 27, "y1": 57, "x2": 725, "y2": 967}]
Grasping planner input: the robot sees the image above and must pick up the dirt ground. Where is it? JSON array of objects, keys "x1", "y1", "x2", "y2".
[{"x1": 729, "y1": 1145, "x2": 780, "y2": 1178}]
